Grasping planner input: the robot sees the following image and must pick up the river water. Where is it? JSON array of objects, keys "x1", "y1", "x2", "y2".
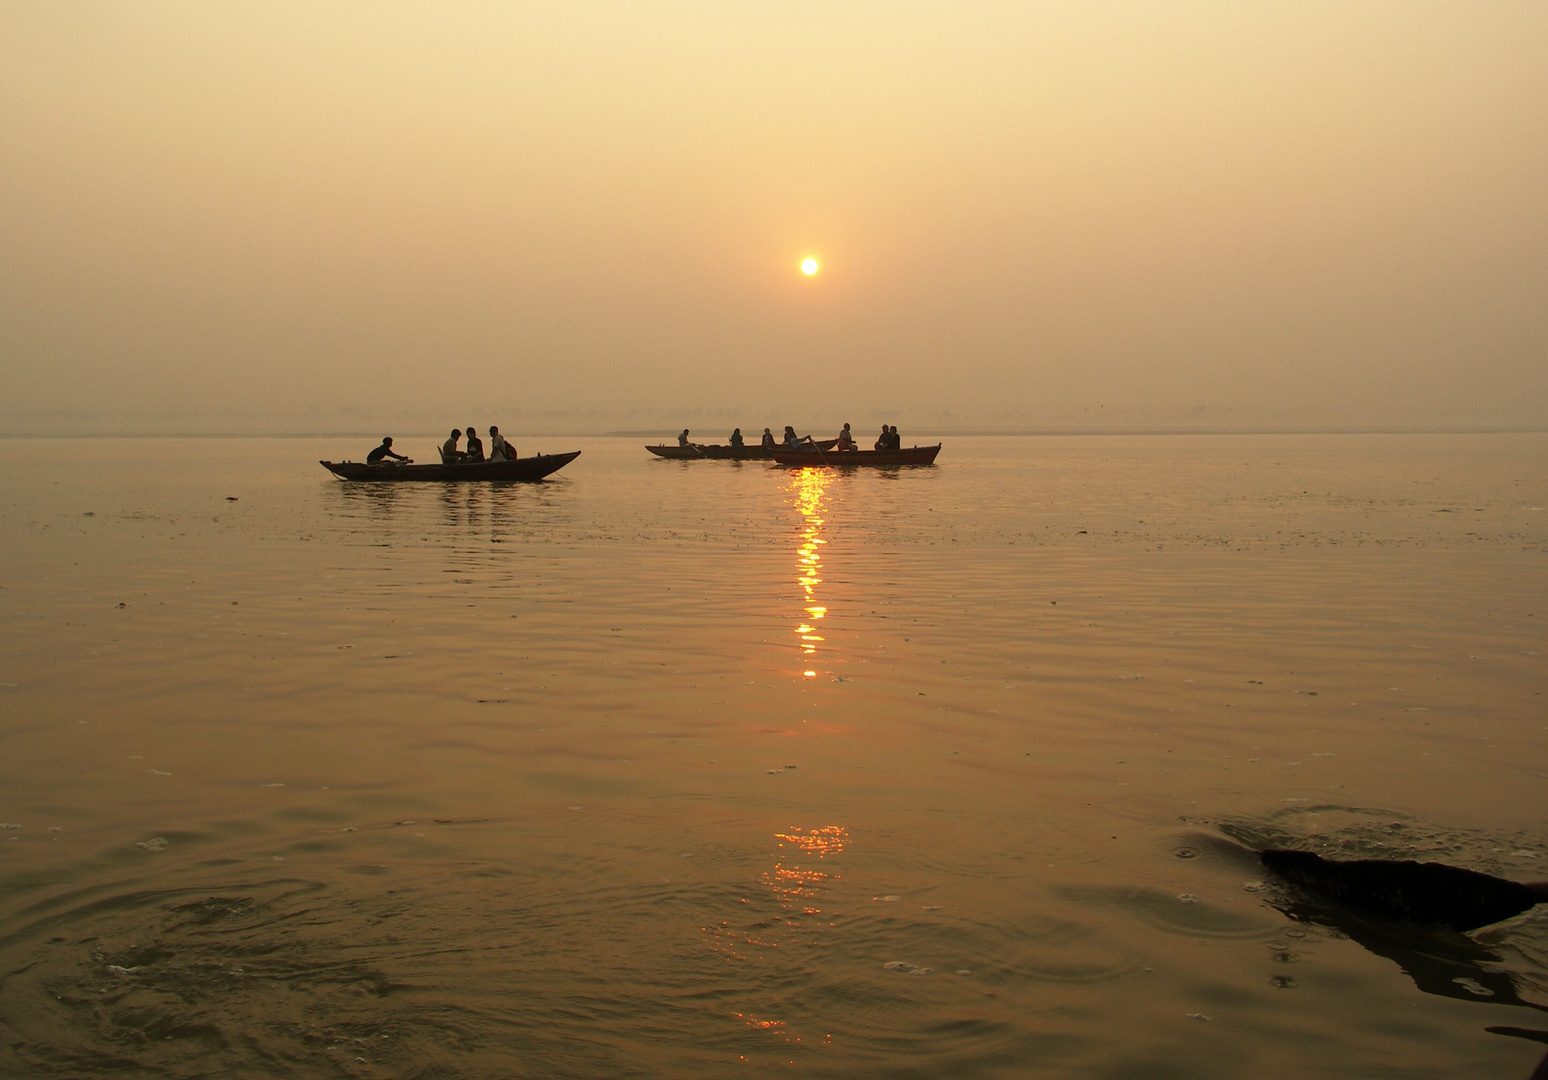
[{"x1": 0, "y1": 433, "x2": 1544, "y2": 1078}]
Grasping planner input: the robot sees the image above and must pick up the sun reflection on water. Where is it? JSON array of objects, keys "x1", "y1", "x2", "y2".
[
  {"x1": 774, "y1": 825, "x2": 848, "y2": 857},
  {"x1": 790, "y1": 468, "x2": 832, "y2": 675},
  {"x1": 766, "y1": 824, "x2": 847, "y2": 920},
  {"x1": 703, "y1": 824, "x2": 849, "y2": 1055}
]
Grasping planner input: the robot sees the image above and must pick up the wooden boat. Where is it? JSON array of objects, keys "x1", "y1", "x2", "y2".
[
  {"x1": 770, "y1": 444, "x2": 941, "y2": 468},
  {"x1": 646, "y1": 439, "x2": 837, "y2": 461},
  {"x1": 320, "y1": 451, "x2": 580, "y2": 482}
]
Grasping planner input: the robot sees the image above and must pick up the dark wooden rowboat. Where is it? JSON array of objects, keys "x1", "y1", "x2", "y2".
[
  {"x1": 320, "y1": 451, "x2": 580, "y2": 482},
  {"x1": 646, "y1": 439, "x2": 837, "y2": 460},
  {"x1": 771, "y1": 444, "x2": 941, "y2": 468},
  {"x1": 646, "y1": 444, "x2": 767, "y2": 460}
]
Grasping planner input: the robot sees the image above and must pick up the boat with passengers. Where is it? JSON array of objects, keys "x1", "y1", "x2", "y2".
[
  {"x1": 770, "y1": 443, "x2": 941, "y2": 468},
  {"x1": 320, "y1": 451, "x2": 580, "y2": 482}
]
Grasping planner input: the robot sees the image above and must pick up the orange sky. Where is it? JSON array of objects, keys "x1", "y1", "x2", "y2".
[{"x1": 2, "y1": 3, "x2": 1545, "y2": 433}]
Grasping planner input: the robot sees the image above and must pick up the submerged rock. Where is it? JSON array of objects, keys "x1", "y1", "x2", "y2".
[{"x1": 1260, "y1": 848, "x2": 1547, "y2": 932}]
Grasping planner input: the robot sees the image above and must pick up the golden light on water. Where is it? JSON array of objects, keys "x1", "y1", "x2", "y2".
[
  {"x1": 790, "y1": 467, "x2": 832, "y2": 672},
  {"x1": 776, "y1": 825, "x2": 848, "y2": 858},
  {"x1": 800, "y1": 257, "x2": 819, "y2": 276}
]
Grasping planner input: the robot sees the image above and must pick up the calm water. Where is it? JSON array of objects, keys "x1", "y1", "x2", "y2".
[{"x1": 1, "y1": 434, "x2": 1545, "y2": 1079}]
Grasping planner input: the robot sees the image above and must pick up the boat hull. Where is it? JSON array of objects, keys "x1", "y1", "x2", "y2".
[
  {"x1": 320, "y1": 451, "x2": 580, "y2": 482},
  {"x1": 646, "y1": 444, "x2": 769, "y2": 460},
  {"x1": 646, "y1": 439, "x2": 837, "y2": 460},
  {"x1": 770, "y1": 444, "x2": 941, "y2": 468}
]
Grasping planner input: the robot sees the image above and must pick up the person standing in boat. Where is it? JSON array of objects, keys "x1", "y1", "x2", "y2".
[
  {"x1": 836, "y1": 423, "x2": 855, "y2": 450},
  {"x1": 729, "y1": 428, "x2": 744, "y2": 448},
  {"x1": 367, "y1": 437, "x2": 411, "y2": 465},
  {"x1": 761, "y1": 428, "x2": 776, "y2": 448},
  {"x1": 441, "y1": 429, "x2": 466, "y2": 463},
  {"x1": 464, "y1": 426, "x2": 485, "y2": 462},
  {"x1": 489, "y1": 426, "x2": 514, "y2": 461}
]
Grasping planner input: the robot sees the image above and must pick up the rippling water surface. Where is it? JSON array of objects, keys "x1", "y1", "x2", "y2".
[{"x1": 1, "y1": 434, "x2": 1545, "y2": 1078}]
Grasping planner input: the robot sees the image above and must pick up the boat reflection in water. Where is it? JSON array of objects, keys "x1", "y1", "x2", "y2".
[{"x1": 789, "y1": 467, "x2": 833, "y2": 678}]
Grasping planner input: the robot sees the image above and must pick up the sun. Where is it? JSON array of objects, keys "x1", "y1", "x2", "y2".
[{"x1": 800, "y1": 257, "x2": 819, "y2": 276}]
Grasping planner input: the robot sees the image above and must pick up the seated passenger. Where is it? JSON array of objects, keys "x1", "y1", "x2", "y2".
[
  {"x1": 729, "y1": 428, "x2": 744, "y2": 448},
  {"x1": 441, "y1": 429, "x2": 465, "y2": 463},
  {"x1": 761, "y1": 428, "x2": 776, "y2": 448},
  {"x1": 885, "y1": 425, "x2": 901, "y2": 451},
  {"x1": 874, "y1": 425, "x2": 889, "y2": 451},
  {"x1": 836, "y1": 422, "x2": 855, "y2": 450},
  {"x1": 367, "y1": 437, "x2": 411, "y2": 465},
  {"x1": 489, "y1": 426, "x2": 515, "y2": 461},
  {"x1": 783, "y1": 425, "x2": 800, "y2": 447},
  {"x1": 464, "y1": 426, "x2": 486, "y2": 462}
]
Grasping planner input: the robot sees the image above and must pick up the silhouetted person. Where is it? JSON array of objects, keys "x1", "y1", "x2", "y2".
[
  {"x1": 874, "y1": 425, "x2": 889, "y2": 451},
  {"x1": 367, "y1": 437, "x2": 410, "y2": 465},
  {"x1": 784, "y1": 426, "x2": 818, "y2": 450},
  {"x1": 464, "y1": 427, "x2": 485, "y2": 462},
  {"x1": 836, "y1": 423, "x2": 855, "y2": 450},
  {"x1": 441, "y1": 429, "x2": 465, "y2": 463},
  {"x1": 761, "y1": 428, "x2": 776, "y2": 448},
  {"x1": 887, "y1": 425, "x2": 902, "y2": 451},
  {"x1": 489, "y1": 425, "x2": 514, "y2": 461},
  {"x1": 729, "y1": 428, "x2": 744, "y2": 448},
  {"x1": 678, "y1": 428, "x2": 691, "y2": 447}
]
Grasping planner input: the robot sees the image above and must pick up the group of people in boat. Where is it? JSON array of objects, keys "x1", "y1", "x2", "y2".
[
  {"x1": 441, "y1": 426, "x2": 516, "y2": 463},
  {"x1": 364, "y1": 426, "x2": 518, "y2": 466},
  {"x1": 676, "y1": 423, "x2": 905, "y2": 451}
]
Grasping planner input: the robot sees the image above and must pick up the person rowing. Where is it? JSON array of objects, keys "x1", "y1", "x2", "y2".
[
  {"x1": 783, "y1": 425, "x2": 815, "y2": 448},
  {"x1": 678, "y1": 428, "x2": 692, "y2": 448},
  {"x1": 367, "y1": 437, "x2": 411, "y2": 465}
]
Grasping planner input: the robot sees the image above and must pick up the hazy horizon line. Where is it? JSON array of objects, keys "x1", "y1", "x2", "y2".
[{"x1": 2, "y1": 426, "x2": 1544, "y2": 441}]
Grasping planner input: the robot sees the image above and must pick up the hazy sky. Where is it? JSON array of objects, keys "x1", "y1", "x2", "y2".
[{"x1": 2, "y1": 2, "x2": 1545, "y2": 433}]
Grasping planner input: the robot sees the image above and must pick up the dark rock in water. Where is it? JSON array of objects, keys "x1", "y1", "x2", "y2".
[{"x1": 1261, "y1": 849, "x2": 1545, "y2": 932}]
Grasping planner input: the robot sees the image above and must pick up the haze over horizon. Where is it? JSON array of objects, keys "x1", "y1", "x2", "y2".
[{"x1": 3, "y1": 3, "x2": 1545, "y2": 436}]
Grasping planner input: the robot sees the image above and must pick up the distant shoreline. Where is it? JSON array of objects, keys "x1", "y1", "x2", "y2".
[{"x1": 0, "y1": 427, "x2": 1544, "y2": 440}]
